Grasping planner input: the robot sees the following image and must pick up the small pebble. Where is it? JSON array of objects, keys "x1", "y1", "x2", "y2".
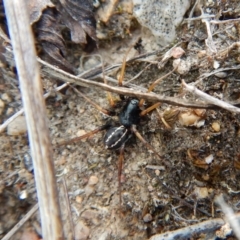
[
  {"x1": 75, "y1": 221, "x2": 90, "y2": 240},
  {"x1": 0, "y1": 99, "x2": 5, "y2": 115},
  {"x1": 6, "y1": 107, "x2": 14, "y2": 116},
  {"x1": 75, "y1": 196, "x2": 82, "y2": 204},
  {"x1": 1, "y1": 93, "x2": 11, "y2": 102},
  {"x1": 171, "y1": 47, "x2": 185, "y2": 58},
  {"x1": 88, "y1": 175, "x2": 99, "y2": 186},
  {"x1": 23, "y1": 152, "x2": 34, "y2": 172},
  {"x1": 77, "y1": 129, "x2": 87, "y2": 142},
  {"x1": 213, "y1": 60, "x2": 220, "y2": 69},
  {"x1": 216, "y1": 223, "x2": 232, "y2": 239},
  {"x1": 55, "y1": 156, "x2": 66, "y2": 166},
  {"x1": 143, "y1": 213, "x2": 153, "y2": 222},
  {"x1": 7, "y1": 115, "x2": 27, "y2": 135},
  {"x1": 197, "y1": 50, "x2": 206, "y2": 58},
  {"x1": 155, "y1": 169, "x2": 160, "y2": 176},
  {"x1": 194, "y1": 187, "x2": 208, "y2": 199},
  {"x1": 81, "y1": 209, "x2": 100, "y2": 225},
  {"x1": 68, "y1": 101, "x2": 76, "y2": 110},
  {"x1": 81, "y1": 209, "x2": 99, "y2": 220},
  {"x1": 19, "y1": 190, "x2": 28, "y2": 200},
  {"x1": 178, "y1": 112, "x2": 201, "y2": 126},
  {"x1": 148, "y1": 185, "x2": 154, "y2": 192},
  {"x1": 212, "y1": 122, "x2": 220, "y2": 132},
  {"x1": 205, "y1": 154, "x2": 214, "y2": 164},
  {"x1": 173, "y1": 59, "x2": 191, "y2": 75},
  {"x1": 84, "y1": 185, "x2": 94, "y2": 197},
  {"x1": 214, "y1": 72, "x2": 227, "y2": 78}
]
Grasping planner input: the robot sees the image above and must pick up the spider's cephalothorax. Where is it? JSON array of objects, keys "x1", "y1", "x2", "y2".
[
  {"x1": 103, "y1": 99, "x2": 141, "y2": 150},
  {"x1": 119, "y1": 99, "x2": 141, "y2": 127}
]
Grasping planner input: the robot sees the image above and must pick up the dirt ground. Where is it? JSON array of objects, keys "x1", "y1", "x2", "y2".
[{"x1": 1, "y1": 0, "x2": 240, "y2": 240}]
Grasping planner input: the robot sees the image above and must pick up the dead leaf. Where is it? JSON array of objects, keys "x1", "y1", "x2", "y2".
[
  {"x1": 54, "y1": 0, "x2": 97, "y2": 45},
  {"x1": 32, "y1": 0, "x2": 97, "y2": 72},
  {"x1": 27, "y1": 0, "x2": 54, "y2": 24},
  {"x1": 35, "y1": 8, "x2": 75, "y2": 73}
]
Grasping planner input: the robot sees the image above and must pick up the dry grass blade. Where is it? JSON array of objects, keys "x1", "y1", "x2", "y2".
[
  {"x1": 38, "y1": 58, "x2": 221, "y2": 109},
  {"x1": 182, "y1": 80, "x2": 240, "y2": 113},
  {"x1": 215, "y1": 195, "x2": 240, "y2": 240},
  {"x1": 150, "y1": 217, "x2": 227, "y2": 240},
  {"x1": 3, "y1": 0, "x2": 63, "y2": 239},
  {"x1": 0, "y1": 83, "x2": 69, "y2": 133},
  {"x1": 1, "y1": 204, "x2": 39, "y2": 240}
]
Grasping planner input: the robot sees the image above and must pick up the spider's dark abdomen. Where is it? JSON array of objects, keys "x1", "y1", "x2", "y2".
[
  {"x1": 104, "y1": 126, "x2": 131, "y2": 150},
  {"x1": 119, "y1": 99, "x2": 141, "y2": 128}
]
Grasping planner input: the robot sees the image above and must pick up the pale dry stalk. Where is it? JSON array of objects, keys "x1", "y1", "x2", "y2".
[{"x1": 3, "y1": 0, "x2": 63, "y2": 239}]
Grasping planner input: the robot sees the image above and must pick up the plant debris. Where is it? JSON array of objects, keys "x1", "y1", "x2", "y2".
[{"x1": 1, "y1": 0, "x2": 240, "y2": 239}]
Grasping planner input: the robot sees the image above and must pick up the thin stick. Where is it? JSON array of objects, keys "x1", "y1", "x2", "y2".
[
  {"x1": 215, "y1": 194, "x2": 240, "y2": 239},
  {"x1": 55, "y1": 125, "x2": 110, "y2": 147},
  {"x1": 39, "y1": 58, "x2": 240, "y2": 112},
  {"x1": 71, "y1": 86, "x2": 113, "y2": 116},
  {"x1": 118, "y1": 45, "x2": 135, "y2": 86},
  {"x1": 0, "y1": 83, "x2": 69, "y2": 133},
  {"x1": 211, "y1": 18, "x2": 240, "y2": 24},
  {"x1": 200, "y1": 7, "x2": 217, "y2": 53},
  {"x1": 3, "y1": 1, "x2": 63, "y2": 239},
  {"x1": 5, "y1": 40, "x2": 240, "y2": 111},
  {"x1": 150, "y1": 217, "x2": 226, "y2": 240},
  {"x1": 62, "y1": 177, "x2": 75, "y2": 240},
  {"x1": 182, "y1": 80, "x2": 240, "y2": 113},
  {"x1": 0, "y1": 108, "x2": 24, "y2": 133},
  {"x1": 139, "y1": 65, "x2": 178, "y2": 106},
  {"x1": 0, "y1": 170, "x2": 19, "y2": 185},
  {"x1": 194, "y1": 65, "x2": 240, "y2": 86},
  {"x1": 39, "y1": 58, "x2": 219, "y2": 108},
  {"x1": 2, "y1": 204, "x2": 39, "y2": 240},
  {"x1": 131, "y1": 125, "x2": 164, "y2": 162}
]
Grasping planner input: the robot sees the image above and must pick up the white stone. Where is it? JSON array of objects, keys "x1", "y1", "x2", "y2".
[
  {"x1": 0, "y1": 99, "x2": 5, "y2": 115},
  {"x1": 194, "y1": 187, "x2": 208, "y2": 199},
  {"x1": 133, "y1": 0, "x2": 190, "y2": 45},
  {"x1": 74, "y1": 221, "x2": 90, "y2": 240},
  {"x1": 88, "y1": 175, "x2": 99, "y2": 186},
  {"x1": 7, "y1": 115, "x2": 27, "y2": 135}
]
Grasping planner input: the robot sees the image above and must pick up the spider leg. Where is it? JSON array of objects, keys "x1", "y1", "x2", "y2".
[
  {"x1": 118, "y1": 46, "x2": 133, "y2": 87},
  {"x1": 139, "y1": 65, "x2": 178, "y2": 107},
  {"x1": 118, "y1": 38, "x2": 143, "y2": 87},
  {"x1": 100, "y1": 55, "x2": 116, "y2": 107},
  {"x1": 118, "y1": 145, "x2": 125, "y2": 205},
  {"x1": 140, "y1": 102, "x2": 161, "y2": 116},
  {"x1": 55, "y1": 124, "x2": 111, "y2": 147},
  {"x1": 71, "y1": 86, "x2": 115, "y2": 116},
  {"x1": 131, "y1": 125, "x2": 162, "y2": 160}
]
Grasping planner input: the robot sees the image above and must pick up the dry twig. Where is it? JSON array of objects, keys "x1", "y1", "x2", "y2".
[
  {"x1": 3, "y1": 0, "x2": 63, "y2": 239},
  {"x1": 0, "y1": 83, "x2": 69, "y2": 133},
  {"x1": 182, "y1": 80, "x2": 240, "y2": 113},
  {"x1": 38, "y1": 58, "x2": 224, "y2": 109},
  {"x1": 215, "y1": 195, "x2": 240, "y2": 239},
  {"x1": 1, "y1": 204, "x2": 39, "y2": 240},
  {"x1": 150, "y1": 217, "x2": 225, "y2": 240}
]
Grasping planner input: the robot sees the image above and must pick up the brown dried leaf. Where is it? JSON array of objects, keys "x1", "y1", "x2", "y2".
[
  {"x1": 33, "y1": 0, "x2": 97, "y2": 72},
  {"x1": 187, "y1": 149, "x2": 209, "y2": 170},
  {"x1": 162, "y1": 108, "x2": 180, "y2": 128},
  {"x1": 27, "y1": 0, "x2": 54, "y2": 24},
  {"x1": 35, "y1": 8, "x2": 75, "y2": 73},
  {"x1": 54, "y1": 0, "x2": 97, "y2": 45}
]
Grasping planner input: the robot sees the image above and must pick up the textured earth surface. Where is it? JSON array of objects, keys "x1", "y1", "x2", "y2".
[{"x1": 1, "y1": 0, "x2": 240, "y2": 239}]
